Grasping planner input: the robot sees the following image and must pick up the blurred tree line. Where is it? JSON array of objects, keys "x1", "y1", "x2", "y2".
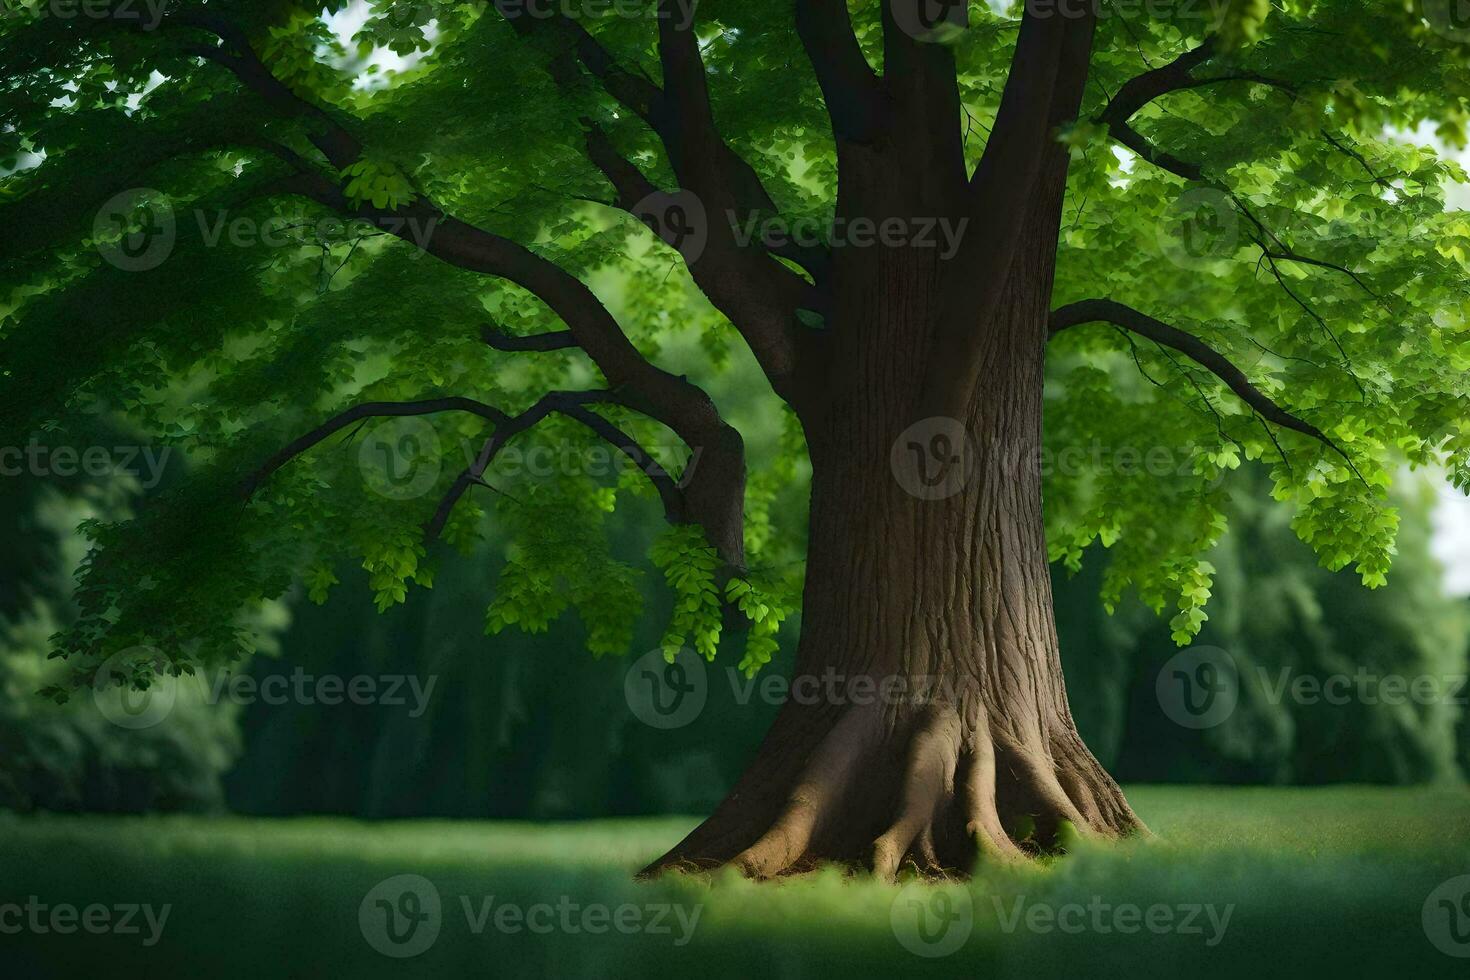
[
  {"x1": 5, "y1": 441, "x2": 1463, "y2": 817},
  {"x1": 221, "y1": 471, "x2": 1470, "y2": 819},
  {"x1": 0, "y1": 423, "x2": 277, "y2": 813}
]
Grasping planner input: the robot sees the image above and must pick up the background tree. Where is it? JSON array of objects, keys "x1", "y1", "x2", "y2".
[
  {"x1": 220, "y1": 470, "x2": 1467, "y2": 820},
  {"x1": 0, "y1": 419, "x2": 273, "y2": 812},
  {"x1": 3, "y1": 0, "x2": 1470, "y2": 876}
]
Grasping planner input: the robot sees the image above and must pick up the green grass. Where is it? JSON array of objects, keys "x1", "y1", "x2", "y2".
[{"x1": 2, "y1": 786, "x2": 1469, "y2": 978}]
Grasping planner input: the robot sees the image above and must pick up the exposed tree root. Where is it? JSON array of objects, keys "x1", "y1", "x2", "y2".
[{"x1": 640, "y1": 698, "x2": 1144, "y2": 881}]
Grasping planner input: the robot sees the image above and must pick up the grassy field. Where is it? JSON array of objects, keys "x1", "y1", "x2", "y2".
[{"x1": 2, "y1": 786, "x2": 1469, "y2": 978}]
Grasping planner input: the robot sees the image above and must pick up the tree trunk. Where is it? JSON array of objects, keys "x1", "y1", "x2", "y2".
[
  {"x1": 643, "y1": 326, "x2": 1142, "y2": 875},
  {"x1": 643, "y1": 172, "x2": 1141, "y2": 880},
  {"x1": 641, "y1": 10, "x2": 1134, "y2": 878}
]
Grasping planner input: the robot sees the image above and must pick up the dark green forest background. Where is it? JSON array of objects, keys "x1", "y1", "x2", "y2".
[{"x1": 3, "y1": 412, "x2": 1467, "y2": 820}]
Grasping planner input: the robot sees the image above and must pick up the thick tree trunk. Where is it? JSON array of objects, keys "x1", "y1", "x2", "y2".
[
  {"x1": 643, "y1": 312, "x2": 1142, "y2": 876},
  {"x1": 644, "y1": 153, "x2": 1140, "y2": 880},
  {"x1": 640, "y1": 8, "x2": 1131, "y2": 878}
]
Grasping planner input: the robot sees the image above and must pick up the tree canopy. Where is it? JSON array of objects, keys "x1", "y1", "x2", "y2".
[{"x1": 3, "y1": 0, "x2": 1470, "y2": 693}]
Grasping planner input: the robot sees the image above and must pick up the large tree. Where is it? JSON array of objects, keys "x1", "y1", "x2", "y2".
[{"x1": 4, "y1": 0, "x2": 1469, "y2": 876}]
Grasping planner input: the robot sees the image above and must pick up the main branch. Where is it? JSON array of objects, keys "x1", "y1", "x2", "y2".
[
  {"x1": 496, "y1": 5, "x2": 824, "y2": 405},
  {"x1": 166, "y1": 13, "x2": 750, "y2": 564},
  {"x1": 1049, "y1": 299, "x2": 1359, "y2": 470}
]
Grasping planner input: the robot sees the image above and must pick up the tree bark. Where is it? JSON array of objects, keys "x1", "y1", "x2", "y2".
[
  {"x1": 643, "y1": 138, "x2": 1140, "y2": 880},
  {"x1": 638, "y1": 6, "x2": 1137, "y2": 878},
  {"x1": 643, "y1": 306, "x2": 1143, "y2": 876}
]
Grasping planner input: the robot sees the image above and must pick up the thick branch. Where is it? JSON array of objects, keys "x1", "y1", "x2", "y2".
[
  {"x1": 1102, "y1": 119, "x2": 1204, "y2": 182},
  {"x1": 239, "y1": 397, "x2": 509, "y2": 499},
  {"x1": 656, "y1": 3, "x2": 729, "y2": 199},
  {"x1": 579, "y1": 109, "x2": 814, "y2": 405},
  {"x1": 273, "y1": 173, "x2": 731, "y2": 453},
  {"x1": 491, "y1": 0, "x2": 825, "y2": 400},
  {"x1": 176, "y1": 19, "x2": 360, "y2": 170},
  {"x1": 967, "y1": 9, "x2": 1069, "y2": 193},
  {"x1": 583, "y1": 122, "x2": 660, "y2": 210},
  {"x1": 921, "y1": 6, "x2": 1096, "y2": 416},
  {"x1": 1097, "y1": 41, "x2": 1295, "y2": 184},
  {"x1": 556, "y1": 403, "x2": 685, "y2": 519},
  {"x1": 165, "y1": 10, "x2": 749, "y2": 564},
  {"x1": 1099, "y1": 39, "x2": 1218, "y2": 125},
  {"x1": 646, "y1": 10, "x2": 827, "y2": 386},
  {"x1": 1048, "y1": 299, "x2": 1358, "y2": 468},
  {"x1": 796, "y1": 0, "x2": 881, "y2": 142},
  {"x1": 481, "y1": 323, "x2": 579, "y2": 353},
  {"x1": 422, "y1": 390, "x2": 685, "y2": 542},
  {"x1": 493, "y1": 1, "x2": 791, "y2": 242},
  {"x1": 881, "y1": 0, "x2": 965, "y2": 186}
]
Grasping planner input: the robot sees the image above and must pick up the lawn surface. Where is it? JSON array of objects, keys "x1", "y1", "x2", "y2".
[{"x1": 2, "y1": 785, "x2": 1469, "y2": 978}]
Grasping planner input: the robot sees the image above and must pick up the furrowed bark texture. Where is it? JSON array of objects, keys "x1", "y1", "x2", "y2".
[{"x1": 642, "y1": 8, "x2": 1140, "y2": 878}]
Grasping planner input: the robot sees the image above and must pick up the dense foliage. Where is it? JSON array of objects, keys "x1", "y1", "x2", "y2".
[
  {"x1": 0, "y1": 445, "x2": 266, "y2": 812},
  {"x1": 3, "y1": 1, "x2": 1470, "y2": 691}
]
